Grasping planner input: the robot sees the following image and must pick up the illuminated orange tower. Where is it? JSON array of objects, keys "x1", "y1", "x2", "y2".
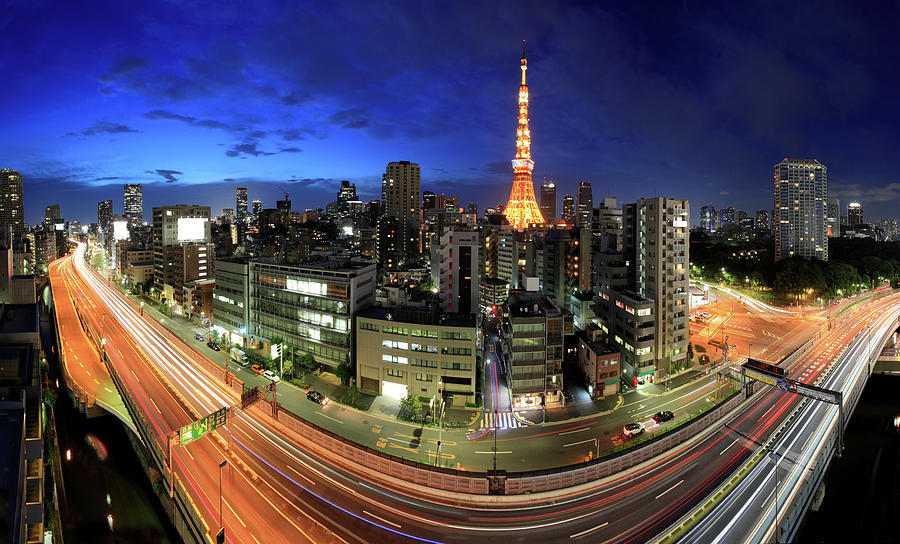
[{"x1": 504, "y1": 41, "x2": 544, "y2": 229}]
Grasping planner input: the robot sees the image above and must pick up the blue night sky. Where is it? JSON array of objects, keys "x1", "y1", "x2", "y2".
[{"x1": 2, "y1": 1, "x2": 899, "y2": 225}]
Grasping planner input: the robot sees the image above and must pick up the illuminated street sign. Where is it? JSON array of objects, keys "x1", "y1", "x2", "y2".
[
  {"x1": 179, "y1": 407, "x2": 227, "y2": 446},
  {"x1": 745, "y1": 358, "x2": 786, "y2": 377}
]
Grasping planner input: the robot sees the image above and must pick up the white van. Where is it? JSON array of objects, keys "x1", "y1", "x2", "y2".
[{"x1": 229, "y1": 347, "x2": 248, "y2": 367}]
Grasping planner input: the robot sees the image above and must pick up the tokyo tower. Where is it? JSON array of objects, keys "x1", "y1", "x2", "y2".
[{"x1": 504, "y1": 41, "x2": 544, "y2": 229}]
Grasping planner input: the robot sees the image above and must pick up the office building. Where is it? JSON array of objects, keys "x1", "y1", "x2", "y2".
[
  {"x1": 97, "y1": 199, "x2": 113, "y2": 235},
  {"x1": 356, "y1": 307, "x2": 477, "y2": 404},
  {"x1": 0, "y1": 304, "x2": 43, "y2": 543},
  {"x1": 826, "y1": 198, "x2": 840, "y2": 237},
  {"x1": 540, "y1": 180, "x2": 557, "y2": 222},
  {"x1": 251, "y1": 199, "x2": 262, "y2": 222},
  {"x1": 773, "y1": 158, "x2": 827, "y2": 261},
  {"x1": 151, "y1": 205, "x2": 211, "y2": 300},
  {"x1": 276, "y1": 197, "x2": 291, "y2": 215},
  {"x1": 431, "y1": 229, "x2": 479, "y2": 315},
  {"x1": 501, "y1": 290, "x2": 572, "y2": 407},
  {"x1": 480, "y1": 277, "x2": 509, "y2": 313},
  {"x1": 755, "y1": 209, "x2": 770, "y2": 232},
  {"x1": 847, "y1": 202, "x2": 863, "y2": 226},
  {"x1": 250, "y1": 256, "x2": 376, "y2": 371},
  {"x1": 0, "y1": 169, "x2": 25, "y2": 240},
  {"x1": 422, "y1": 191, "x2": 436, "y2": 210},
  {"x1": 124, "y1": 183, "x2": 143, "y2": 228},
  {"x1": 576, "y1": 181, "x2": 593, "y2": 228},
  {"x1": 561, "y1": 195, "x2": 575, "y2": 225},
  {"x1": 236, "y1": 187, "x2": 248, "y2": 222},
  {"x1": 541, "y1": 227, "x2": 590, "y2": 305},
  {"x1": 595, "y1": 197, "x2": 690, "y2": 384},
  {"x1": 577, "y1": 324, "x2": 621, "y2": 398},
  {"x1": 699, "y1": 204, "x2": 716, "y2": 232}
]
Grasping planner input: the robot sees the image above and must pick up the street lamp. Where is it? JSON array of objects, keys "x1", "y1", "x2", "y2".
[
  {"x1": 769, "y1": 450, "x2": 780, "y2": 543},
  {"x1": 218, "y1": 459, "x2": 228, "y2": 536}
]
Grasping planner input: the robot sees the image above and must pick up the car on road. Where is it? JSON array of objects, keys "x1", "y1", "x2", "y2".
[
  {"x1": 263, "y1": 370, "x2": 280, "y2": 383},
  {"x1": 623, "y1": 422, "x2": 644, "y2": 438},
  {"x1": 652, "y1": 411, "x2": 675, "y2": 424},
  {"x1": 306, "y1": 391, "x2": 328, "y2": 405},
  {"x1": 194, "y1": 333, "x2": 205, "y2": 341},
  {"x1": 206, "y1": 341, "x2": 221, "y2": 351},
  {"x1": 250, "y1": 364, "x2": 264, "y2": 375}
]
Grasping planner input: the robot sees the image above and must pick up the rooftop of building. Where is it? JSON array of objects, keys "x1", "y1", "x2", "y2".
[
  {"x1": 359, "y1": 306, "x2": 476, "y2": 328},
  {"x1": 505, "y1": 290, "x2": 566, "y2": 318},
  {"x1": 576, "y1": 326, "x2": 619, "y2": 357},
  {"x1": 252, "y1": 254, "x2": 375, "y2": 272},
  {"x1": 481, "y1": 277, "x2": 509, "y2": 287},
  {"x1": 0, "y1": 304, "x2": 38, "y2": 335},
  {"x1": 571, "y1": 290, "x2": 594, "y2": 302}
]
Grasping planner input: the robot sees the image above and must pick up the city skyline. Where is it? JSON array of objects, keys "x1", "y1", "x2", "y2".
[{"x1": 3, "y1": 2, "x2": 900, "y2": 225}]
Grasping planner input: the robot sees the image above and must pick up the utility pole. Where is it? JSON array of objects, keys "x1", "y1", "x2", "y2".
[
  {"x1": 218, "y1": 459, "x2": 228, "y2": 543},
  {"x1": 770, "y1": 450, "x2": 780, "y2": 544}
]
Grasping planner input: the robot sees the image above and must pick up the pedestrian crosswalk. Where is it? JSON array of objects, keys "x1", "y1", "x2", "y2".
[{"x1": 482, "y1": 411, "x2": 526, "y2": 430}]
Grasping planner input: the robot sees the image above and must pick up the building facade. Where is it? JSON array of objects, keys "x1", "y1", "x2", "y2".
[
  {"x1": 236, "y1": 187, "x2": 248, "y2": 223},
  {"x1": 773, "y1": 158, "x2": 827, "y2": 261},
  {"x1": 431, "y1": 229, "x2": 479, "y2": 315},
  {"x1": 356, "y1": 307, "x2": 477, "y2": 405},
  {"x1": 539, "y1": 181, "x2": 557, "y2": 223},
  {"x1": 212, "y1": 258, "x2": 250, "y2": 346},
  {"x1": 249, "y1": 257, "x2": 376, "y2": 371},
  {"x1": 124, "y1": 183, "x2": 143, "y2": 228},
  {"x1": 577, "y1": 324, "x2": 620, "y2": 398},
  {"x1": 561, "y1": 195, "x2": 575, "y2": 225},
  {"x1": 379, "y1": 161, "x2": 421, "y2": 266},
  {"x1": 0, "y1": 169, "x2": 25, "y2": 240},
  {"x1": 576, "y1": 181, "x2": 593, "y2": 228}
]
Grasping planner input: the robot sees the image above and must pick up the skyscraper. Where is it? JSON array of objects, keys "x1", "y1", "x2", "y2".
[
  {"x1": 236, "y1": 187, "x2": 248, "y2": 222},
  {"x1": 44, "y1": 204, "x2": 60, "y2": 225},
  {"x1": 124, "y1": 183, "x2": 143, "y2": 228},
  {"x1": 773, "y1": 158, "x2": 827, "y2": 262},
  {"x1": 561, "y1": 195, "x2": 575, "y2": 224},
  {"x1": 0, "y1": 169, "x2": 25, "y2": 239},
  {"x1": 699, "y1": 204, "x2": 716, "y2": 231},
  {"x1": 97, "y1": 200, "x2": 113, "y2": 234},
  {"x1": 504, "y1": 43, "x2": 544, "y2": 228},
  {"x1": 251, "y1": 199, "x2": 262, "y2": 221},
  {"x1": 847, "y1": 202, "x2": 863, "y2": 226},
  {"x1": 540, "y1": 180, "x2": 557, "y2": 222},
  {"x1": 379, "y1": 161, "x2": 421, "y2": 267},
  {"x1": 576, "y1": 181, "x2": 593, "y2": 227},
  {"x1": 422, "y1": 191, "x2": 436, "y2": 210},
  {"x1": 755, "y1": 209, "x2": 770, "y2": 232}
]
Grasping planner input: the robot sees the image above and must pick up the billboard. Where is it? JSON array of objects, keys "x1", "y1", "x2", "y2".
[
  {"x1": 177, "y1": 217, "x2": 208, "y2": 242},
  {"x1": 113, "y1": 220, "x2": 130, "y2": 241}
]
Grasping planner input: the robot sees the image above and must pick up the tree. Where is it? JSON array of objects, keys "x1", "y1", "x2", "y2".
[
  {"x1": 335, "y1": 361, "x2": 351, "y2": 385},
  {"x1": 398, "y1": 395, "x2": 422, "y2": 422},
  {"x1": 296, "y1": 352, "x2": 316, "y2": 377},
  {"x1": 687, "y1": 342, "x2": 694, "y2": 364},
  {"x1": 341, "y1": 385, "x2": 362, "y2": 408}
]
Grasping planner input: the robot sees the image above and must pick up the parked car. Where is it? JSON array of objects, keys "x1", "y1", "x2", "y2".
[
  {"x1": 207, "y1": 341, "x2": 221, "y2": 351},
  {"x1": 623, "y1": 422, "x2": 644, "y2": 438},
  {"x1": 250, "y1": 364, "x2": 264, "y2": 375},
  {"x1": 306, "y1": 391, "x2": 328, "y2": 405},
  {"x1": 637, "y1": 376, "x2": 645, "y2": 385},
  {"x1": 263, "y1": 370, "x2": 280, "y2": 383},
  {"x1": 194, "y1": 333, "x2": 205, "y2": 341},
  {"x1": 652, "y1": 411, "x2": 675, "y2": 424}
]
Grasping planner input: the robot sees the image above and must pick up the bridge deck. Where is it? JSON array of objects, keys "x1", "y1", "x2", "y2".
[{"x1": 49, "y1": 253, "x2": 134, "y2": 429}]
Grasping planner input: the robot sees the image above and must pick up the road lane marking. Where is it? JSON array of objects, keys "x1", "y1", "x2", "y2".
[
  {"x1": 558, "y1": 427, "x2": 592, "y2": 436},
  {"x1": 720, "y1": 439, "x2": 738, "y2": 455},
  {"x1": 287, "y1": 464, "x2": 317, "y2": 486},
  {"x1": 363, "y1": 510, "x2": 400, "y2": 529},
  {"x1": 570, "y1": 521, "x2": 608, "y2": 539},
  {"x1": 563, "y1": 438, "x2": 594, "y2": 448},
  {"x1": 475, "y1": 450, "x2": 511, "y2": 454},
  {"x1": 315, "y1": 411, "x2": 343, "y2": 424},
  {"x1": 149, "y1": 398, "x2": 162, "y2": 415},
  {"x1": 223, "y1": 498, "x2": 246, "y2": 528},
  {"x1": 655, "y1": 479, "x2": 684, "y2": 499},
  {"x1": 85, "y1": 370, "x2": 91, "y2": 376}
]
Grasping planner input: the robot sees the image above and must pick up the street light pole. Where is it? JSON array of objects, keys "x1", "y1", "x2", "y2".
[
  {"x1": 770, "y1": 450, "x2": 779, "y2": 544},
  {"x1": 218, "y1": 459, "x2": 227, "y2": 544}
]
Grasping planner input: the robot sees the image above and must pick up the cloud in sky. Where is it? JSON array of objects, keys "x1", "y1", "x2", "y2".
[
  {"x1": 146, "y1": 169, "x2": 183, "y2": 183},
  {"x1": 3, "y1": 1, "x2": 900, "y2": 224}
]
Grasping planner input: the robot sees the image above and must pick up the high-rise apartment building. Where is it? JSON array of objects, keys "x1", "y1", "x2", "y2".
[
  {"x1": 97, "y1": 200, "x2": 113, "y2": 234},
  {"x1": 431, "y1": 229, "x2": 479, "y2": 315},
  {"x1": 595, "y1": 197, "x2": 689, "y2": 385},
  {"x1": 236, "y1": 187, "x2": 248, "y2": 223},
  {"x1": 44, "y1": 204, "x2": 60, "y2": 225},
  {"x1": 251, "y1": 199, "x2": 262, "y2": 222},
  {"x1": 847, "y1": 202, "x2": 863, "y2": 226},
  {"x1": 378, "y1": 161, "x2": 421, "y2": 268},
  {"x1": 773, "y1": 158, "x2": 827, "y2": 261},
  {"x1": 540, "y1": 180, "x2": 557, "y2": 222},
  {"x1": 124, "y1": 183, "x2": 143, "y2": 228},
  {"x1": 0, "y1": 169, "x2": 24, "y2": 240},
  {"x1": 576, "y1": 181, "x2": 593, "y2": 227},
  {"x1": 561, "y1": 195, "x2": 575, "y2": 225},
  {"x1": 151, "y1": 205, "x2": 211, "y2": 301}
]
